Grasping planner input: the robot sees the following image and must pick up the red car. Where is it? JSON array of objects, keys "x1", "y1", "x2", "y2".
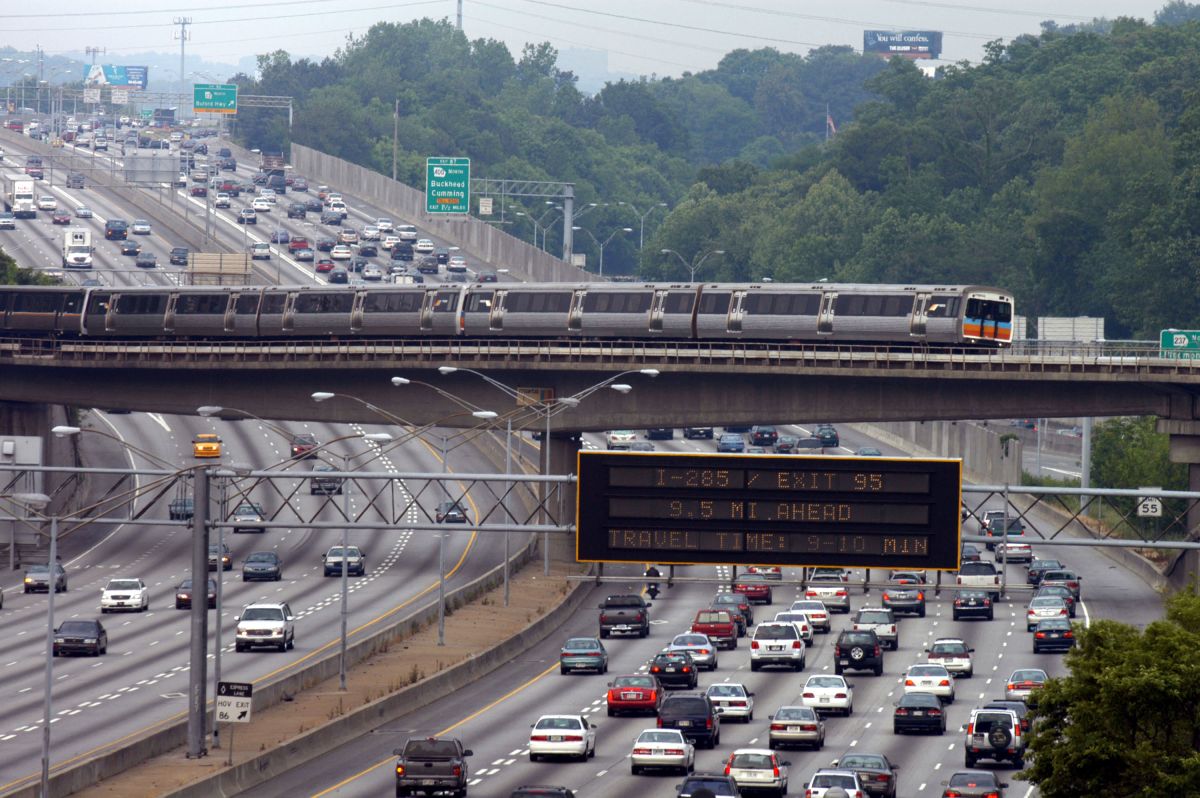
[
  {"x1": 605, "y1": 674, "x2": 663, "y2": 716},
  {"x1": 732, "y1": 573, "x2": 773, "y2": 604},
  {"x1": 190, "y1": 185, "x2": 207, "y2": 197},
  {"x1": 288, "y1": 237, "x2": 310, "y2": 252},
  {"x1": 51, "y1": 211, "x2": 71, "y2": 225},
  {"x1": 746, "y1": 565, "x2": 782, "y2": 581},
  {"x1": 315, "y1": 258, "x2": 334, "y2": 273}
]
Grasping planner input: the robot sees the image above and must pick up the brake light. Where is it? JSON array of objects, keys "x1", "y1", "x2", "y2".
[
  {"x1": 945, "y1": 792, "x2": 962, "y2": 798},
  {"x1": 698, "y1": 648, "x2": 710, "y2": 655},
  {"x1": 730, "y1": 700, "x2": 746, "y2": 707},
  {"x1": 651, "y1": 665, "x2": 661, "y2": 673},
  {"x1": 792, "y1": 641, "x2": 802, "y2": 649},
  {"x1": 724, "y1": 764, "x2": 732, "y2": 776},
  {"x1": 1007, "y1": 683, "x2": 1016, "y2": 691},
  {"x1": 664, "y1": 748, "x2": 684, "y2": 755},
  {"x1": 1035, "y1": 632, "x2": 1046, "y2": 638},
  {"x1": 834, "y1": 692, "x2": 848, "y2": 699},
  {"x1": 800, "y1": 723, "x2": 816, "y2": 731},
  {"x1": 657, "y1": 717, "x2": 663, "y2": 727},
  {"x1": 771, "y1": 723, "x2": 786, "y2": 730},
  {"x1": 956, "y1": 576, "x2": 963, "y2": 584},
  {"x1": 1060, "y1": 609, "x2": 1067, "y2": 615},
  {"x1": 395, "y1": 765, "x2": 406, "y2": 776},
  {"x1": 562, "y1": 735, "x2": 582, "y2": 742},
  {"x1": 835, "y1": 590, "x2": 848, "y2": 597},
  {"x1": 1065, "y1": 630, "x2": 1074, "y2": 638},
  {"x1": 882, "y1": 591, "x2": 890, "y2": 600},
  {"x1": 905, "y1": 679, "x2": 915, "y2": 686},
  {"x1": 928, "y1": 707, "x2": 942, "y2": 715},
  {"x1": 773, "y1": 765, "x2": 781, "y2": 777},
  {"x1": 967, "y1": 722, "x2": 974, "y2": 734},
  {"x1": 917, "y1": 591, "x2": 924, "y2": 600},
  {"x1": 530, "y1": 735, "x2": 550, "y2": 741},
  {"x1": 751, "y1": 641, "x2": 760, "y2": 649},
  {"x1": 939, "y1": 679, "x2": 951, "y2": 687},
  {"x1": 682, "y1": 666, "x2": 691, "y2": 673},
  {"x1": 633, "y1": 747, "x2": 653, "y2": 755},
  {"x1": 561, "y1": 652, "x2": 570, "y2": 658},
  {"x1": 451, "y1": 766, "x2": 462, "y2": 777},
  {"x1": 875, "y1": 645, "x2": 881, "y2": 656},
  {"x1": 706, "y1": 716, "x2": 714, "y2": 728},
  {"x1": 802, "y1": 692, "x2": 815, "y2": 698},
  {"x1": 806, "y1": 590, "x2": 817, "y2": 597},
  {"x1": 895, "y1": 707, "x2": 908, "y2": 715}
]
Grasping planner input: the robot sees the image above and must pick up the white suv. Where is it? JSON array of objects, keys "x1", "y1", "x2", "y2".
[
  {"x1": 962, "y1": 707, "x2": 1025, "y2": 768},
  {"x1": 749, "y1": 621, "x2": 806, "y2": 671},
  {"x1": 235, "y1": 602, "x2": 295, "y2": 652}
]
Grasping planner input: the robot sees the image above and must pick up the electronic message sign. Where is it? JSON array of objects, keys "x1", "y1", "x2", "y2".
[{"x1": 577, "y1": 452, "x2": 962, "y2": 570}]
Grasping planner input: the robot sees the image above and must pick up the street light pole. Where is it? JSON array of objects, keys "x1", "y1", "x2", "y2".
[
  {"x1": 439, "y1": 434, "x2": 448, "y2": 645},
  {"x1": 339, "y1": 449, "x2": 350, "y2": 689},
  {"x1": 618, "y1": 201, "x2": 668, "y2": 250},
  {"x1": 504, "y1": 416, "x2": 512, "y2": 606},
  {"x1": 661, "y1": 248, "x2": 726, "y2": 282}
]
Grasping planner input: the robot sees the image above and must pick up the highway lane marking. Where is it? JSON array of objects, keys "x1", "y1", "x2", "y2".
[
  {"x1": 309, "y1": 659, "x2": 562, "y2": 797},
  {"x1": 146, "y1": 413, "x2": 172, "y2": 432}
]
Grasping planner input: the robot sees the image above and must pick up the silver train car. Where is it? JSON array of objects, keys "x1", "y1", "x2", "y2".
[{"x1": 0, "y1": 283, "x2": 1015, "y2": 346}]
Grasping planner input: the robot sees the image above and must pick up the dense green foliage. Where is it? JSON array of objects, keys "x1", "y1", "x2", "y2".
[
  {"x1": 233, "y1": 9, "x2": 1200, "y2": 335},
  {"x1": 230, "y1": 20, "x2": 884, "y2": 277},
  {"x1": 1090, "y1": 416, "x2": 1187, "y2": 521},
  {"x1": 0, "y1": 248, "x2": 51, "y2": 285},
  {"x1": 1025, "y1": 589, "x2": 1200, "y2": 796}
]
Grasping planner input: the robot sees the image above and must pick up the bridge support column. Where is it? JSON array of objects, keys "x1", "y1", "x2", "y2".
[
  {"x1": 0, "y1": 402, "x2": 77, "y2": 568},
  {"x1": 1160, "y1": 420, "x2": 1200, "y2": 593},
  {"x1": 543, "y1": 432, "x2": 581, "y2": 571}
]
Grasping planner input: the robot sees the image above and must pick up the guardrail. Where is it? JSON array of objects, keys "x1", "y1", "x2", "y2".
[{"x1": 3, "y1": 337, "x2": 1200, "y2": 378}]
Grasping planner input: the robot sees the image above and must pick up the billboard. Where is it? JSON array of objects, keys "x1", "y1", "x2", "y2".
[
  {"x1": 82, "y1": 65, "x2": 149, "y2": 90},
  {"x1": 863, "y1": 31, "x2": 943, "y2": 60}
]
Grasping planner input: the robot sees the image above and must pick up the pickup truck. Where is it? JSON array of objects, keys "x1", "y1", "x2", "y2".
[
  {"x1": 597, "y1": 594, "x2": 651, "y2": 638},
  {"x1": 691, "y1": 609, "x2": 738, "y2": 649},
  {"x1": 392, "y1": 736, "x2": 472, "y2": 797}
]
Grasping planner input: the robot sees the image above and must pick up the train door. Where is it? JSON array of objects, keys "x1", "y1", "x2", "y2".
[
  {"x1": 491, "y1": 290, "x2": 508, "y2": 331},
  {"x1": 163, "y1": 293, "x2": 178, "y2": 334},
  {"x1": 419, "y1": 289, "x2": 436, "y2": 332},
  {"x1": 817, "y1": 291, "x2": 838, "y2": 335},
  {"x1": 105, "y1": 293, "x2": 119, "y2": 332},
  {"x1": 223, "y1": 292, "x2": 239, "y2": 332},
  {"x1": 909, "y1": 293, "x2": 930, "y2": 339},
  {"x1": 350, "y1": 291, "x2": 366, "y2": 333},
  {"x1": 727, "y1": 290, "x2": 747, "y2": 333},
  {"x1": 649, "y1": 289, "x2": 669, "y2": 333},
  {"x1": 568, "y1": 289, "x2": 586, "y2": 332},
  {"x1": 281, "y1": 292, "x2": 297, "y2": 332}
]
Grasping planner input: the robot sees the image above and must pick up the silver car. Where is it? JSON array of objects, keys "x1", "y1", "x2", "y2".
[
  {"x1": 629, "y1": 728, "x2": 694, "y2": 775},
  {"x1": 665, "y1": 633, "x2": 719, "y2": 671},
  {"x1": 705, "y1": 683, "x2": 754, "y2": 722},
  {"x1": 768, "y1": 705, "x2": 825, "y2": 750}
]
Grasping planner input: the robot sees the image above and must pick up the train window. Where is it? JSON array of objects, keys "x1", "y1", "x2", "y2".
[
  {"x1": 928, "y1": 295, "x2": 956, "y2": 317},
  {"x1": 583, "y1": 293, "x2": 612, "y2": 313},
  {"x1": 365, "y1": 292, "x2": 422, "y2": 313},
  {"x1": 12, "y1": 293, "x2": 61, "y2": 313},
  {"x1": 88, "y1": 294, "x2": 111, "y2": 315},
  {"x1": 583, "y1": 292, "x2": 652, "y2": 313},
  {"x1": 744, "y1": 294, "x2": 818, "y2": 315},
  {"x1": 663, "y1": 292, "x2": 695, "y2": 314},
  {"x1": 176, "y1": 294, "x2": 227, "y2": 315},
  {"x1": 507, "y1": 292, "x2": 571, "y2": 313},
  {"x1": 0, "y1": 292, "x2": 8, "y2": 312},
  {"x1": 235, "y1": 294, "x2": 261, "y2": 315},
  {"x1": 464, "y1": 292, "x2": 494, "y2": 313},
  {"x1": 62, "y1": 293, "x2": 82, "y2": 314},
  {"x1": 296, "y1": 293, "x2": 354, "y2": 314},
  {"x1": 260, "y1": 294, "x2": 286, "y2": 314},
  {"x1": 837, "y1": 295, "x2": 867, "y2": 316},
  {"x1": 881, "y1": 295, "x2": 909, "y2": 316},
  {"x1": 115, "y1": 294, "x2": 167, "y2": 315},
  {"x1": 698, "y1": 292, "x2": 731, "y2": 314},
  {"x1": 432, "y1": 291, "x2": 460, "y2": 313}
]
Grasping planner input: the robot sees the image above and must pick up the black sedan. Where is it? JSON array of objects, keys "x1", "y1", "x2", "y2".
[
  {"x1": 134, "y1": 252, "x2": 157, "y2": 268},
  {"x1": 435, "y1": 500, "x2": 468, "y2": 523},
  {"x1": 951, "y1": 589, "x2": 994, "y2": 621},
  {"x1": 242, "y1": 551, "x2": 283, "y2": 582},
  {"x1": 175, "y1": 578, "x2": 217, "y2": 609},
  {"x1": 315, "y1": 235, "x2": 336, "y2": 252},
  {"x1": 893, "y1": 692, "x2": 946, "y2": 735},
  {"x1": 169, "y1": 247, "x2": 190, "y2": 265},
  {"x1": 53, "y1": 619, "x2": 107, "y2": 657},
  {"x1": 356, "y1": 243, "x2": 378, "y2": 258},
  {"x1": 119, "y1": 239, "x2": 141, "y2": 256},
  {"x1": 647, "y1": 652, "x2": 698, "y2": 689},
  {"x1": 1032, "y1": 618, "x2": 1076, "y2": 653}
]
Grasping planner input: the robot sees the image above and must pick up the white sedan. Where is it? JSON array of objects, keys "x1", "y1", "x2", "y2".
[
  {"x1": 360, "y1": 224, "x2": 380, "y2": 240},
  {"x1": 375, "y1": 217, "x2": 394, "y2": 232},
  {"x1": 36, "y1": 195, "x2": 57, "y2": 211},
  {"x1": 772, "y1": 611, "x2": 814, "y2": 644},
  {"x1": 414, "y1": 238, "x2": 435, "y2": 254},
  {"x1": 528, "y1": 714, "x2": 596, "y2": 762},
  {"x1": 903, "y1": 663, "x2": 955, "y2": 703},
  {"x1": 251, "y1": 197, "x2": 273, "y2": 212},
  {"x1": 330, "y1": 244, "x2": 353, "y2": 260},
  {"x1": 789, "y1": 600, "x2": 830, "y2": 633},
  {"x1": 100, "y1": 577, "x2": 149, "y2": 612},
  {"x1": 800, "y1": 674, "x2": 853, "y2": 716},
  {"x1": 926, "y1": 637, "x2": 974, "y2": 677},
  {"x1": 361, "y1": 264, "x2": 384, "y2": 281},
  {"x1": 705, "y1": 682, "x2": 754, "y2": 722},
  {"x1": 629, "y1": 728, "x2": 694, "y2": 776}
]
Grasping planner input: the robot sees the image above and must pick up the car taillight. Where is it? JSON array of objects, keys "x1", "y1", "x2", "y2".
[
  {"x1": 956, "y1": 576, "x2": 963, "y2": 584},
  {"x1": 633, "y1": 747, "x2": 653, "y2": 755},
  {"x1": 1060, "y1": 609, "x2": 1067, "y2": 615},
  {"x1": 751, "y1": 641, "x2": 760, "y2": 649},
  {"x1": 800, "y1": 723, "x2": 817, "y2": 731},
  {"x1": 563, "y1": 735, "x2": 582, "y2": 742},
  {"x1": 1035, "y1": 632, "x2": 1046, "y2": 638},
  {"x1": 724, "y1": 764, "x2": 732, "y2": 775},
  {"x1": 530, "y1": 735, "x2": 550, "y2": 741},
  {"x1": 882, "y1": 591, "x2": 890, "y2": 600},
  {"x1": 939, "y1": 679, "x2": 951, "y2": 687},
  {"x1": 792, "y1": 641, "x2": 802, "y2": 649},
  {"x1": 929, "y1": 707, "x2": 942, "y2": 715},
  {"x1": 706, "y1": 716, "x2": 714, "y2": 728},
  {"x1": 905, "y1": 679, "x2": 915, "y2": 686},
  {"x1": 806, "y1": 590, "x2": 817, "y2": 597},
  {"x1": 657, "y1": 717, "x2": 663, "y2": 727},
  {"x1": 561, "y1": 652, "x2": 570, "y2": 658},
  {"x1": 651, "y1": 666, "x2": 661, "y2": 673},
  {"x1": 682, "y1": 666, "x2": 691, "y2": 673},
  {"x1": 966, "y1": 722, "x2": 974, "y2": 734},
  {"x1": 771, "y1": 723, "x2": 786, "y2": 730},
  {"x1": 917, "y1": 591, "x2": 924, "y2": 600},
  {"x1": 983, "y1": 598, "x2": 992, "y2": 605},
  {"x1": 451, "y1": 766, "x2": 462, "y2": 777},
  {"x1": 986, "y1": 792, "x2": 1001, "y2": 798},
  {"x1": 874, "y1": 645, "x2": 881, "y2": 656},
  {"x1": 895, "y1": 707, "x2": 908, "y2": 715},
  {"x1": 731, "y1": 700, "x2": 746, "y2": 707},
  {"x1": 1007, "y1": 683, "x2": 1016, "y2": 691},
  {"x1": 698, "y1": 649, "x2": 710, "y2": 655},
  {"x1": 802, "y1": 692, "x2": 815, "y2": 698},
  {"x1": 773, "y1": 765, "x2": 781, "y2": 777},
  {"x1": 834, "y1": 647, "x2": 842, "y2": 656},
  {"x1": 945, "y1": 792, "x2": 962, "y2": 798},
  {"x1": 835, "y1": 692, "x2": 848, "y2": 699},
  {"x1": 836, "y1": 590, "x2": 848, "y2": 597},
  {"x1": 664, "y1": 748, "x2": 684, "y2": 755},
  {"x1": 1065, "y1": 631, "x2": 1074, "y2": 638}
]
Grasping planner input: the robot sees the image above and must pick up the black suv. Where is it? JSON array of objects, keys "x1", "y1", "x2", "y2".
[
  {"x1": 749, "y1": 425, "x2": 778, "y2": 446},
  {"x1": 169, "y1": 247, "x2": 189, "y2": 265},
  {"x1": 658, "y1": 693, "x2": 721, "y2": 748},
  {"x1": 104, "y1": 219, "x2": 128, "y2": 240},
  {"x1": 286, "y1": 202, "x2": 307, "y2": 219},
  {"x1": 834, "y1": 629, "x2": 884, "y2": 676},
  {"x1": 815, "y1": 424, "x2": 840, "y2": 447},
  {"x1": 676, "y1": 773, "x2": 740, "y2": 797}
]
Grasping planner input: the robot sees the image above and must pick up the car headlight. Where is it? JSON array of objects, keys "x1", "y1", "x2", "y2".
[
  {"x1": 84, "y1": 638, "x2": 97, "y2": 644},
  {"x1": 24, "y1": 577, "x2": 33, "y2": 584},
  {"x1": 179, "y1": 593, "x2": 189, "y2": 599},
  {"x1": 54, "y1": 637, "x2": 65, "y2": 643}
]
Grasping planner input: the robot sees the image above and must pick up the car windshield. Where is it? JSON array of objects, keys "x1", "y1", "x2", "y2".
[
  {"x1": 563, "y1": 639, "x2": 599, "y2": 651},
  {"x1": 949, "y1": 773, "x2": 998, "y2": 788},
  {"x1": 806, "y1": 676, "x2": 845, "y2": 688},
  {"x1": 812, "y1": 774, "x2": 856, "y2": 788},
  {"x1": 706, "y1": 685, "x2": 745, "y2": 697},
  {"x1": 1012, "y1": 669, "x2": 1047, "y2": 682},
  {"x1": 327, "y1": 547, "x2": 360, "y2": 557},
  {"x1": 931, "y1": 642, "x2": 968, "y2": 655},
  {"x1": 839, "y1": 755, "x2": 885, "y2": 769},
  {"x1": 908, "y1": 665, "x2": 947, "y2": 677},
  {"x1": 106, "y1": 580, "x2": 141, "y2": 590},
  {"x1": 534, "y1": 717, "x2": 582, "y2": 730},
  {"x1": 247, "y1": 553, "x2": 275, "y2": 563},
  {"x1": 58, "y1": 621, "x2": 97, "y2": 634},
  {"x1": 774, "y1": 706, "x2": 815, "y2": 720},
  {"x1": 730, "y1": 752, "x2": 773, "y2": 769},
  {"x1": 755, "y1": 625, "x2": 795, "y2": 640},
  {"x1": 637, "y1": 730, "x2": 682, "y2": 744},
  {"x1": 858, "y1": 611, "x2": 891, "y2": 624},
  {"x1": 612, "y1": 676, "x2": 653, "y2": 688},
  {"x1": 242, "y1": 608, "x2": 284, "y2": 621},
  {"x1": 235, "y1": 504, "x2": 261, "y2": 515},
  {"x1": 672, "y1": 635, "x2": 708, "y2": 647}
]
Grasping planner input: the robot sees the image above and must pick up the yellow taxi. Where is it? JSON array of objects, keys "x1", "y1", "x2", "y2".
[{"x1": 192, "y1": 433, "x2": 222, "y2": 458}]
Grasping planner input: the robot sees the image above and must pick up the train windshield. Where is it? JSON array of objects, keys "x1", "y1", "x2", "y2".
[{"x1": 963, "y1": 297, "x2": 1013, "y2": 342}]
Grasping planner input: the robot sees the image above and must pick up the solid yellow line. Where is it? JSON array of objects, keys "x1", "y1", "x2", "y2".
[{"x1": 308, "y1": 661, "x2": 560, "y2": 798}]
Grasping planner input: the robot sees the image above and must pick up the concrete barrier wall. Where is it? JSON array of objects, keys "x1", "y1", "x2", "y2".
[
  {"x1": 4, "y1": 537, "x2": 538, "y2": 798},
  {"x1": 291, "y1": 145, "x2": 592, "y2": 284},
  {"x1": 851, "y1": 420, "x2": 1023, "y2": 485}
]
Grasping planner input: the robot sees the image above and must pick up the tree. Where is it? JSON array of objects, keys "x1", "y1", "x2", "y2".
[
  {"x1": 1089, "y1": 416, "x2": 1187, "y2": 517},
  {"x1": 1024, "y1": 589, "x2": 1200, "y2": 797}
]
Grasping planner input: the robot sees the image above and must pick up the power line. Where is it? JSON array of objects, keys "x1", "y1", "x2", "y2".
[
  {"x1": 677, "y1": 0, "x2": 998, "y2": 40},
  {"x1": 879, "y1": 0, "x2": 1093, "y2": 21},
  {"x1": 3, "y1": 0, "x2": 371, "y2": 18}
]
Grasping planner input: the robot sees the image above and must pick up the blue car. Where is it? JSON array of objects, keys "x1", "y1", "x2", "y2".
[
  {"x1": 717, "y1": 433, "x2": 745, "y2": 453},
  {"x1": 560, "y1": 637, "x2": 608, "y2": 674}
]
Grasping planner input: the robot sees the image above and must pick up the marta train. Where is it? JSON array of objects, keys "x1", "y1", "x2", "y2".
[{"x1": 0, "y1": 282, "x2": 1014, "y2": 346}]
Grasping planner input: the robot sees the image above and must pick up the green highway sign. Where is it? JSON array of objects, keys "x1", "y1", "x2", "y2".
[
  {"x1": 1160, "y1": 329, "x2": 1200, "y2": 359},
  {"x1": 194, "y1": 83, "x2": 238, "y2": 115},
  {"x1": 426, "y1": 157, "x2": 470, "y2": 214}
]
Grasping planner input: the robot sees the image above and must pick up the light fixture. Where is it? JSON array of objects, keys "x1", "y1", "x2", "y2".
[
  {"x1": 196, "y1": 405, "x2": 222, "y2": 417},
  {"x1": 50, "y1": 426, "x2": 80, "y2": 437},
  {"x1": 362, "y1": 432, "x2": 394, "y2": 442},
  {"x1": 311, "y1": 392, "x2": 335, "y2": 402},
  {"x1": 437, "y1": 367, "x2": 457, "y2": 376},
  {"x1": 390, "y1": 377, "x2": 411, "y2": 386},
  {"x1": 610, "y1": 384, "x2": 632, "y2": 394}
]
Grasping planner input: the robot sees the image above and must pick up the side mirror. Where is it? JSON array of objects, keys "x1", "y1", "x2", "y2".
[
  {"x1": 960, "y1": 723, "x2": 969, "y2": 731},
  {"x1": 1001, "y1": 783, "x2": 1009, "y2": 788},
  {"x1": 606, "y1": 682, "x2": 614, "y2": 688},
  {"x1": 597, "y1": 604, "x2": 605, "y2": 609},
  {"x1": 830, "y1": 758, "x2": 840, "y2": 766},
  {"x1": 590, "y1": 723, "x2": 597, "y2": 729},
  {"x1": 392, "y1": 748, "x2": 402, "y2": 756},
  {"x1": 644, "y1": 603, "x2": 652, "y2": 608},
  {"x1": 767, "y1": 714, "x2": 775, "y2": 721},
  {"x1": 780, "y1": 760, "x2": 792, "y2": 767},
  {"x1": 747, "y1": 691, "x2": 755, "y2": 697},
  {"x1": 462, "y1": 749, "x2": 473, "y2": 757},
  {"x1": 968, "y1": 648, "x2": 976, "y2": 652},
  {"x1": 286, "y1": 616, "x2": 295, "y2": 622},
  {"x1": 233, "y1": 615, "x2": 240, "y2": 621},
  {"x1": 713, "y1": 707, "x2": 724, "y2": 714}
]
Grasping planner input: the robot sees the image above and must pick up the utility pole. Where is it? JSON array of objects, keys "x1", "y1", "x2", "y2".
[
  {"x1": 174, "y1": 17, "x2": 192, "y2": 121},
  {"x1": 84, "y1": 46, "x2": 105, "y2": 66},
  {"x1": 457, "y1": 0, "x2": 463, "y2": 30},
  {"x1": 392, "y1": 98, "x2": 399, "y2": 181}
]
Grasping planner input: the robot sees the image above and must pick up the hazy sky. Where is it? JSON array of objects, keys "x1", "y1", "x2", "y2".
[{"x1": 2, "y1": 0, "x2": 1177, "y2": 76}]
